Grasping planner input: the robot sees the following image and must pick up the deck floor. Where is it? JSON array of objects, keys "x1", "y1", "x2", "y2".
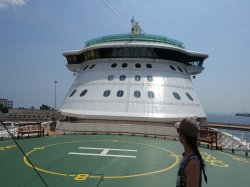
[{"x1": 0, "y1": 134, "x2": 249, "y2": 187}]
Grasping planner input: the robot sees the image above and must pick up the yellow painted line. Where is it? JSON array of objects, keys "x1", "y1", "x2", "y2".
[
  {"x1": 200, "y1": 151, "x2": 230, "y2": 168},
  {"x1": 0, "y1": 145, "x2": 16, "y2": 151},
  {"x1": 23, "y1": 139, "x2": 179, "y2": 180},
  {"x1": 217, "y1": 151, "x2": 250, "y2": 164}
]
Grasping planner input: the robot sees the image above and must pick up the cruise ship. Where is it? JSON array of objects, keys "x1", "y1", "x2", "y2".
[
  {"x1": 1, "y1": 19, "x2": 249, "y2": 187},
  {"x1": 60, "y1": 18, "x2": 208, "y2": 125}
]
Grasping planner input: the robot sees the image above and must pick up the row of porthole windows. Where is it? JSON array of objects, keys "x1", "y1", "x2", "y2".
[
  {"x1": 110, "y1": 62, "x2": 152, "y2": 69},
  {"x1": 108, "y1": 75, "x2": 153, "y2": 82},
  {"x1": 81, "y1": 63, "x2": 188, "y2": 74},
  {"x1": 69, "y1": 89, "x2": 194, "y2": 101}
]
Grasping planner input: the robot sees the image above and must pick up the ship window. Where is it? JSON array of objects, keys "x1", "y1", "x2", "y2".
[
  {"x1": 124, "y1": 47, "x2": 130, "y2": 57},
  {"x1": 122, "y1": 63, "x2": 128, "y2": 68},
  {"x1": 148, "y1": 91, "x2": 155, "y2": 99},
  {"x1": 69, "y1": 90, "x2": 77, "y2": 97},
  {"x1": 134, "y1": 90, "x2": 141, "y2": 98},
  {"x1": 146, "y1": 64, "x2": 152, "y2": 69},
  {"x1": 117, "y1": 90, "x2": 124, "y2": 97},
  {"x1": 72, "y1": 56, "x2": 77, "y2": 63},
  {"x1": 133, "y1": 47, "x2": 140, "y2": 57},
  {"x1": 80, "y1": 89, "x2": 88, "y2": 97},
  {"x1": 146, "y1": 48, "x2": 154, "y2": 58},
  {"x1": 80, "y1": 53, "x2": 86, "y2": 63},
  {"x1": 147, "y1": 76, "x2": 153, "y2": 82},
  {"x1": 177, "y1": 66, "x2": 183, "y2": 72},
  {"x1": 80, "y1": 46, "x2": 205, "y2": 64},
  {"x1": 112, "y1": 48, "x2": 118, "y2": 57},
  {"x1": 141, "y1": 47, "x2": 147, "y2": 57},
  {"x1": 135, "y1": 75, "x2": 141, "y2": 81},
  {"x1": 67, "y1": 56, "x2": 73, "y2": 64},
  {"x1": 135, "y1": 63, "x2": 141, "y2": 68},
  {"x1": 76, "y1": 55, "x2": 83, "y2": 64},
  {"x1": 86, "y1": 51, "x2": 91, "y2": 58},
  {"x1": 186, "y1": 93, "x2": 194, "y2": 101},
  {"x1": 89, "y1": 64, "x2": 95, "y2": 69},
  {"x1": 91, "y1": 50, "x2": 96, "y2": 59},
  {"x1": 103, "y1": 90, "x2": 111, "y2": 97},
  {"x1": 99, "y1": 48, "x2": 111, "y2": 58},
  {"x1": 108, "y1": 75, "x2": 114, "y2": 81},
  {"x1": 117, "y1": 48, "x2": 123, "y2": 57},
  {"x1": 173, "y1": 92, "x2": 181, "y2": 100},
  {"x1": 83, "y1": 65, "x2": 89, "y2": 71},
  {"x1": 111, "y1": 63, "x2": 117, "y2": 68},
  {"x1": 170, "y1": 65, "x2": 176, "y2": 71},
  {"x1": 94, "y1": 49, "x2": 100, "y2": 59},
  {"x1": 120, "y1": 75, "x2": 126, "y2": 81}
]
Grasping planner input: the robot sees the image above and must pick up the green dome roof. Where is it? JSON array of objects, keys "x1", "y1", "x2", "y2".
[{"x1": 85, "y1": 33, "x2": 184, "y2": 48}]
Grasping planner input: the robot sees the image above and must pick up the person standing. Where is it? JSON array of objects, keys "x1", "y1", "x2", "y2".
[{"x1": 175, "y1": 118, "x2": 207, "y2": 187}]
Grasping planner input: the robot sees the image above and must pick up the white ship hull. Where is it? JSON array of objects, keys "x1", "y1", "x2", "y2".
[{"x1": 60, "y1": 58, "x2": 206, "y2": 122}]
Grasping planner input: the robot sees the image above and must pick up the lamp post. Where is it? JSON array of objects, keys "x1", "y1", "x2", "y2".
[{"x1": 54, "y1": 81, "x2": 58, "y2": 120}]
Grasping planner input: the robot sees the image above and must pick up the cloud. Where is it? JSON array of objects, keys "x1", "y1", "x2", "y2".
[{"x1": 0, "y1": 0, "x2": 26, "y2": 9}]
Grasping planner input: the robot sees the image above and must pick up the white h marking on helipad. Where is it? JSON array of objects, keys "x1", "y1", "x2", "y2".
[{"x1": 68, "y1": 147, "x2": 137, "y2": 158}]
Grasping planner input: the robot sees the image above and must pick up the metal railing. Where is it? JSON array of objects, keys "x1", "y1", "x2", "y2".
[
  {"x1": 207, "y1": 123, "x2": 250, "y2": 155},
  {"x1": 56, "y1": 121, "x2": 178, "y2": 140}
]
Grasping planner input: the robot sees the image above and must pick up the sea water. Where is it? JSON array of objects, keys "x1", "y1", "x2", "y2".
[
  {"x1": 207, "y1": 114, "x2": 250, "y2": 143},
  {"x1": 207, "y1": 114, "x2": 250, "y2": 125}
]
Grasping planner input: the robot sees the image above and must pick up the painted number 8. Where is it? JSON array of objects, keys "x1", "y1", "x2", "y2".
[{"x1": 74, "y1": 174, "x2": 89, "y2": 181}]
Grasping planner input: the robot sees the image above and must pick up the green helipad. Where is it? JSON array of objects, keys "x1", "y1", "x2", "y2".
[{"x1": 0, "y1": 135, "x2": 249, "y2": 186}]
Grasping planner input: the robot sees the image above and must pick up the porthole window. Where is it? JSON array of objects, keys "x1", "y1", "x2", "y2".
[
  {"x1": 186, "y1": 93, "x2": 194, "y2": 101},
  {"x1": 170, "y1": 65, "x2": 176, "y2": 71},
  {"x1": 122, "y1": 63, "x2": 128, "y2": 68},
  {"x1": 148, "y1": 91, "x2": 155, "y2": 99},
  {"x1": 80, "y1": 89, "x2": 88, "y2": 97},
  {"x1": 177, "y1": 66, "x2": 183, "y2": 72},
  {"x1": 120, "y1": 75, "x2": 126, "y2": 81},
  {"x1": 147, "y1": 76, "x2": 153, "y2": 82},
  {"x1": 108, "y1": 75, "x2": 114, "y2": 81},
  {"x1": 103, "y1": 90, "x2": 111, "y2": 97},
  {"x1": 89, "y1": 64, "x2": 96, "y2": 69},
  {"x1": 135, "y1": 75, "x2": 141, "y2": 81},
  {"x1": 135, "y1": 63, "x2": 141, "y2": 68},
  {"x1": 134, "y1": 90, "x2": 141, "y2": 98},
  {"x1": 83, "y1": 65, "x2": 89, "y2": 71},
  {"x1": 117, "y1": 90, "x2": 124, "y2": 97},
  {"x1": 173, "y1": 92, "x2": 181, "y2": 100},
  {"x1": 146, "y1": 64, "x2": 152, "y2": 69},
  {"x1": 69, "y1": 90, "x2": 77, "y2": 97},
  {"x1": 111, "y1": 63, "x2": 117, "y2": 68}
]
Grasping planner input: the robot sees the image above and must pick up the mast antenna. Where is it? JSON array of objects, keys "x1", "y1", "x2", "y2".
[
  {"x1": 130, "y1": 16, "x2": 143, "y2": 35},
  {"x1": 130, "y1": 16, "x2": 135, "y2": 33}
]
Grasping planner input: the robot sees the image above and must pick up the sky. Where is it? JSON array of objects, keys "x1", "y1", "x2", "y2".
[{"x1": 0, "y1": 0, "x2": 250, "y2": 114}]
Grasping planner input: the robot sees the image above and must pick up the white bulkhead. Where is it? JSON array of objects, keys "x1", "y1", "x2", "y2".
[{"x1": 60, "y1": 29, "x2": 208, "y2": 122}]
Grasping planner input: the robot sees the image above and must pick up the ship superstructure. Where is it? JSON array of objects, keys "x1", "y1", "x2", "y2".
[{"x1": 60, "y1": 19, "x2": 208, "y2": 123}]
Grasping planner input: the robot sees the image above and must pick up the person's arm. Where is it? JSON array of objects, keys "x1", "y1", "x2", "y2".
[{"x1": 185, "y1": 160, "x2": 200, "y2": 187}]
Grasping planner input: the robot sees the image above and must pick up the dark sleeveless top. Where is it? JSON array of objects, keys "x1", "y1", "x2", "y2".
[{"x1": 176, "y1": 154, "x2": 201, "y2": 187}]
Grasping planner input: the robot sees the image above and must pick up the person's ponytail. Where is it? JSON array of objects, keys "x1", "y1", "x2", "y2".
[{"x1": 187, "y1": 137, "x2": 208, "y2": 184}]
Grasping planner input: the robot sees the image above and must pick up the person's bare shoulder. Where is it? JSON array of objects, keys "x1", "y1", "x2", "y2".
[{"x1": 186, "y1": 159, "x2": 200, "y2": 171}]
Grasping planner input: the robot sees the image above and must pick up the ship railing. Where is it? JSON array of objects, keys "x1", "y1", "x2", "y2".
[
  {"x1": 55, "y1": 121, "x2": 178, "y2": 140},
  {"x1": 207, "y1": 123, "x2": 250, "y2": 156},
  {"x1": 54, "y1": 121, "x2": 250, "y2": 156}
]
